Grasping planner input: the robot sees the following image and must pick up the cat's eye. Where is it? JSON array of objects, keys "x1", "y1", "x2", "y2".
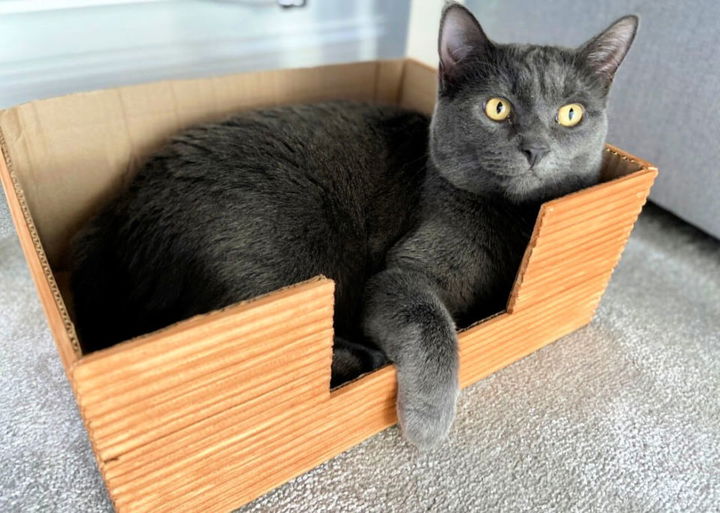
[
  {"x1": 556, "y1": 103, "x2": 584, "y2": 127},
  {"x1": 484, "y1": 97, "x2": 511, "y2": 121}
]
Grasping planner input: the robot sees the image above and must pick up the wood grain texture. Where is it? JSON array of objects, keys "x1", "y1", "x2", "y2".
[
  {"x1": 508, "y1": 148, "x2": 658, "y2": 313},
  {"x1": 0, "y1": 59, "x2": 658, "y2": 513},
  {"x1": 74, "y1": 149, "x2": 654, "y2": 513}
]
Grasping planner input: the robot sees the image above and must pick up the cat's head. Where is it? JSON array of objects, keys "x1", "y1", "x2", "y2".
[{"x1": 430, "y1": 4, "x2": 638, "y2": 204}]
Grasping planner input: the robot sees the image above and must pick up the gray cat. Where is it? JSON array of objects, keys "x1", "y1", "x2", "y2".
[{"x1": 70, "y1": 3, "x2": 637, "y2": 448}]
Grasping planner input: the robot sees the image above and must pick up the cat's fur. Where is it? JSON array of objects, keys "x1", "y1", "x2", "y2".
[
  {"x1": 71, "y1": 102, "x2": 428, "y2": 381},
  {"x1": 71, "y1": 4, "x2": 638, "y2": 448}
]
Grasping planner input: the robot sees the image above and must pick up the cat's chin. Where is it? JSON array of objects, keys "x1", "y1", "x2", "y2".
[
  {"x1": 433, "y1": 162, "x2": 595, "y2": 206},
  {"x1": 496, "y1": 172, "x2": 548, "y2": 204},
  {"x1": 506, "y1": 173, "x2": 598, "y2": 205}
]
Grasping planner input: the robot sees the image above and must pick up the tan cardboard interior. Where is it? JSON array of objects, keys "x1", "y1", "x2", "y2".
[
  {"x1": 0, "y1": 59, "x2": 423, "y2": 271},
  {"x1": 0, "y1": 58, "x2": 642, "y2": 358}
]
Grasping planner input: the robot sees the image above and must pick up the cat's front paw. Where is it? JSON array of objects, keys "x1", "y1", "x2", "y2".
[{"x1": 396, "y1": 381, "x2": 458, "y2": 450}]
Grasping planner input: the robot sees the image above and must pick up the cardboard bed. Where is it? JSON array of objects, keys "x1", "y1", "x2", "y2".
[{"x1": 0, "y1": 59, "x2": 657, "y2": 513}]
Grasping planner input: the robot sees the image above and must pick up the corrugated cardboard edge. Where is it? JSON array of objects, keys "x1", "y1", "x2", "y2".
[{"x1": 0, "y1": 129, "x2": 81, "y2": 369}]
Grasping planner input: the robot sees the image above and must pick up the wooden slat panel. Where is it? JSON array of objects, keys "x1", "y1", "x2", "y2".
[
  {"x1": 76, "y1": 301, "x2": 332, "y2": 410},
  {"x1": 153, "y1": 375, "x2": 398, "y2": 513},
  {"x1": 108, "y1": 269, "x2": 602, "y2": 512},
  {"x1": 514, "y1": 264, "x2": 617, "y2": 309},
  {"x1": 110, "y1": 379, "x2": 336, "y2": 503},
  {"x1": 74, "y1": 279, "x2": 335, "y2": 382},
  {"x1": 459, "y1": 306, "x2": 595, "y2": 387},
  {"x1": 71, "y1": 278, "x2": 335, "y2": 469},
  {"x1": 523, "y1": 227, "x2": 633, "y2": 279},
  {"x1": 508, "y1": 159, "x2": 657, "y2": 313},
  {"x1": 94, "y1": 340, "x2": 330, "y2": 459},
  {"x1": 109, "y1": 279, "x2": 598, "y2": 513},
  {"x1": 512, "y1": 251, "x2": 622, "y2": 312},
  {"x1": 528, "y1": 219, "x2": 636, "y2": 259},
  {"x1": 541, "y1": 167, "x2": 656, "y2": 215},
  {"x1": 102, "y1": 367, "x2": 329, "y2": 482},
  {"x1": 90, "y1": 333, "x2": 328, "y2": 435},
  {"x1": 537, "y1": 190, "x2": 650, "y2": 236},
  {"x1": 461, "y1": 276, "x2": 607, "y2": 361}
]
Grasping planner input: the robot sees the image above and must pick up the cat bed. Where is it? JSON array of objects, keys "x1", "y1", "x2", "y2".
[{"x1": 0, "y1": 59, "x2": 657, "y2": 513}]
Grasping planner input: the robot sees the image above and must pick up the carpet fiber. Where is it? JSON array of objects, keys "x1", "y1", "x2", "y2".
[{"x1": 1, "y1": 197, "x2": 718, "y2": 513}]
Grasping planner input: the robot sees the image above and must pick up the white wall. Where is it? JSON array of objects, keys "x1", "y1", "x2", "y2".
[
  {"x1": 406, "y1": 0, "x2": 464, "y2": 66},
  {"x1": 0, "y1": 0, "x2": 411, "y2": 107}
]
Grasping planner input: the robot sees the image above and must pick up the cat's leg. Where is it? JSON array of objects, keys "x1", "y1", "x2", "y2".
[
  {"x1": 363, "y1": 267, "x2": 458, "y2": 449},
  {"x1": 331, "y1": 337, "x2": 387, "y2": 388}
]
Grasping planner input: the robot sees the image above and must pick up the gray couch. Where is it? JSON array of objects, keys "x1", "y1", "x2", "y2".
[{"x1": 467, "y1": 0, "x2": 720, "y2": 239}]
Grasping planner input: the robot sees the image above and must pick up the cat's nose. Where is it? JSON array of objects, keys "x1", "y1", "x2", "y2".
[{"x1": 520, "y1": 142, "x2": 550, "y2": 167}]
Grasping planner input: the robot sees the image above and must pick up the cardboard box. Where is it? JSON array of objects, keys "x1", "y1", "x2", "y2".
[{"x1": 0, "y1": 59, "x2": 657, "y2": 512}]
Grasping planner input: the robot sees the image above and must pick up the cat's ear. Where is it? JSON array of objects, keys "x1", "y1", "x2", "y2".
[
  {"x1": 578, "y1": 15, "x2": 638, "y2": 88},
  {"x1": 438, "y1": 3, "x2": 492, "y2": 87}
]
